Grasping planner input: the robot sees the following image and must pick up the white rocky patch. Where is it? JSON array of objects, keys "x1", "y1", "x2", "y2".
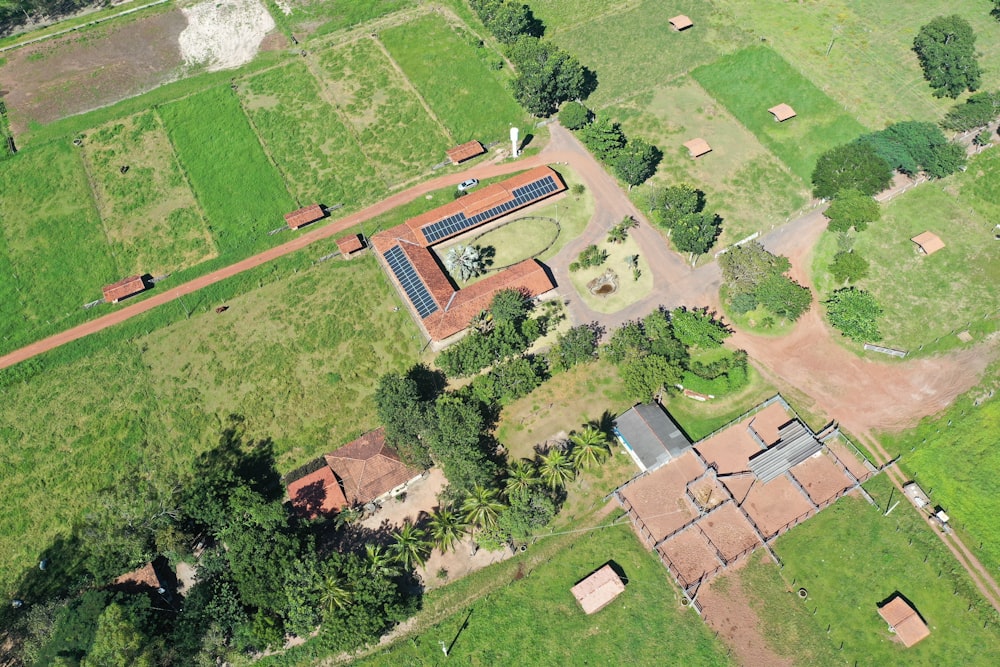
[{"x1": 178, "y1": 0, "x2": 276, "y2": 72}]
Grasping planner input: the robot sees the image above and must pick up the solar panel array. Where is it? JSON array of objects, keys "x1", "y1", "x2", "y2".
[
  {"x1": 421, "y1": 175, "x2": 560, "y2": 243},
  {"x1": 383, "y1": 246, "x2": 440, "y2": 318}
]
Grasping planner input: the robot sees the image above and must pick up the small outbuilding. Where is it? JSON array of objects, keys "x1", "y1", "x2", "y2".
[
  {"x1": 878, "y1": 594, "x2": 930, "y2": 647},
  {"x1": 103, "y1": 275, "x2": 146, "y2": 303},
  {"x1": 684, "y1": 138, "x2": 712, "y2": 158},
  {"x1": 669, "y1": 15, "x2": 694, "y2": 31},
  {"x1": 446, "y1": 140, "x2": 486, "y2": 165},
  {"x1": 614, "y1": 402, "x2": 693, "y2": 472},
  {"x1": 336, "y1": 233, "x2": 366, "y2": 258},
  {"x1": 911, "y1": 231, "x2": 944, "y2": 255},
  {"x1": 285, "y1": 204, "x2": 325, "y2": 230},
  {"x1": 571, "y1": 564, "x2": 626, "y2": 614},
  {"x1": 768, "y1": 103, "x2": 797, "y2": 122}
]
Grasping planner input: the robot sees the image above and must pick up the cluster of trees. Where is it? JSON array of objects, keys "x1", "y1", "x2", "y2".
[
  {"x1": 913, "y1": 15, "x2": 981, "y2": 98},
  {"x1": 567, "y1": 109, "x2": 662, "y2": 187},
  {"x1": 682, "y1": 350, "x2": 749, "y2": 396},
  {"x1": 720, "y1": 241, "x2": 812, "y2": 322},
  {"x1": 825, "y1": 287, "x2": 883, "y2": 342},
  {"x1": 941, "y1": 91, "x2": 1000, "y2": 132},
  {"x1": 6, "y1": 422, "x2": 420, "y2": 664},
  {"x1": 569, "y1": 243, "x2": 608, "y2": 272},
  {"x1": 607, "y1": 215, "x2": 638, "y2": 244},
  {"x1": 646, "y1": 184, "x2": 723, "y2": 255},
  {"x1": 469, "y1": 1, "x2": 594, "y2": 116}
]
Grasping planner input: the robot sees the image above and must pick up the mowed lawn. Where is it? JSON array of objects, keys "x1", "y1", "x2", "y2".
[
  {"x1": 0, "y1": 142, "x2": 118, "y2": 345},
  {"x1": 158, "y1": 85, "x2": 295, "y2": 254},
  {"x1": 82, "y1": 110, "x2": 216, "y2": 275},
  {"x1": 551, "y1": 0, "x2": 747, "y2": 107},
  {"x1": 0, "y1": 252, "x2": 423, "y2": 594},
  {"x1": 380, "y1": 13, "x2": 526, "y2": 142},
  {"x1": 361, "y1": 522, "x2": 732, "y2": 666},
  {"x1": 239, "y1": 60, "x2": 380, "y2": 206},
  {"x1": 811, "y1": 163, "x2": 1000, "y2": 352},
  {"x1": 883, "y1": 394, "x2": 1000, "y2": 580},
  {"x1": 724, "y1": 0, "x2": 1000, "y2": 128},
  {"x1": 693, "y1": 46, "x2": 867, "y2": 182},
  {"x1": 769, "y1": 477, "x2": 1000, "y2": 666},
  {"x1": 316, "y1": 37, "x2": 452, "y2": 187},
  {"x1": 613, "y1": 79, "x2": 809, "y2": 248}
]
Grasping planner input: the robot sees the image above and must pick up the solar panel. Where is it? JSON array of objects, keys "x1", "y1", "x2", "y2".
[
  {"x1": 420, "y1": 175, "x2": 560, "y2": 243},
  {"x1": 383, "y1": 246, "x2": 439, "y2": 318}
]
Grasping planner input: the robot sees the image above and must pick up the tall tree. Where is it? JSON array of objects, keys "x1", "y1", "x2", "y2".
[
  {"x1": 424, "y1": 395, "x2": 497, "y2": 492},
  {"x1": 504, "y1": 459, "x2": 538, "y2": 499},
  {"x1": 755, "y1": 274, "x2": 812, "y2": 321},
  {"x1": 812, "y1": 142, "x2": 893, "y2": 198},
  {"x1": 825, "y1": 288, "x2": 883, "y2": 342},
  {"x1": 427, "y1": 507, "x2": 468, "y2": 553},
  {"x1": 569, "y1": 426, "x2": 611, "y2": 470},
  {"x1": 462, "y1": 484, "x2": 505, "y2": 531},
  {"x1": 577, "y1": 115, "x2": 627, "y2": 161},
  {"x1": 508, "y1": 36, "x2": 591, "y2": 115},
  {"x1": 389, "y1": 522, "x2": 431, "y2": 570},
  {"x1": 828, "y1": 251, "x2": 870, "y2": 284},
  {"x1": 824, "y1": 189, "x2": 881, "y2": 233},
  {"x1": 719, "y1": 241, "x2": 791, "y2": 296},
  {"x1": 559, "y1": 100, "x2": 591, "y2": 129},
  {"x1": 669, "y1": 307, "x2": 730, "y2": 348},
  {"x1": 374, "y1": 371, "x2": 432, "y2": 468},
  {"x1": 445, "y1": 244, "x2": 486, "y2": 282},
  {"x1": 82, "y1": 603, "x2": 154, "y2": 667},
  {"x1": 913, "y1": 15, "x2": 982, "y2": 98},
  {"x1": 537, "y1": 448, "x2": 576, "y2": 489},
  {"x1": 548, "y1": 323, "x2": 600, "y2": 371},
  {"x1": 619, "y1": 354, "x2": 682, "y2": 401},
  {"x1": 613, "y1": 137, "x2": 662, "y2": 187}
]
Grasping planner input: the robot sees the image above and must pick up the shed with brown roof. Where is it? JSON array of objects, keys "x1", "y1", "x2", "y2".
[
  {"x1": 103, "y1": 275, "x2": 146, "y2": 303},
  {"x1": 669, "y1": 15, "x2": 694, "y2": 31},
  {"x1": 287, "y1": 466, "x2": 348, "y2": 519},
  {"x1": 768, "y1": 104, "x2": 797, "y2": 122},
  {"x1": 326, "y1": 428, "x2": 423, "y2": 506},
  {"x1": 571, "y1": 564, "x2": 626, "y2": 614},
  {"x1": 285, "y1": 204, "x2": 325, "y2": 230},
  {"x1": 446, "y1": 140, "x2": 486, "y2": 164},
  {"x1": 878, "y1": 595, "x2": 930, "y2": 647},
  {"x1": 336, "y1": 233, "x2": 365, "y2": 257},
  {"x1": 911, "y1": 231, "x2": 944, "y2": 255},
  {"x1": 684, "y1": 138, "x2": 712, "y2": 158}
]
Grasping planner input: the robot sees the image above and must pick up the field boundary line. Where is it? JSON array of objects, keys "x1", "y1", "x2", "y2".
[
  {"x1": 232, "y1": 76, "x2": 301, "y2": 208},
  {"x1": 0, "y1": 0, "x2": 171, "y2": 53},
  {"x1": 75, "y1": 134, "x2": 124, "y2": 277}
]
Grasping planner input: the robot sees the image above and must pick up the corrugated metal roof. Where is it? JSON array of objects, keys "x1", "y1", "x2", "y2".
[
  {"x1": 748, "y1": 420, "x2": 822, "y2": 483},
  {"x1": 614, "y1": 403, "x2": 692, "y2": 472}
]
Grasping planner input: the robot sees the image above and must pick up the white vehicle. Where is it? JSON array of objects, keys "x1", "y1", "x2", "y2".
[{"x1": 458, "y1": 178, "x2": 479, "y2": 191}]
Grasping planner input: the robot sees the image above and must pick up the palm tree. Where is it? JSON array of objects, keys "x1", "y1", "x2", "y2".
[
  {"x1": 504, "y1": 459, "x2": 538, "y2": 499},
  {"x1": 390, "y1": 521, "x2": 431, "y2": 570},
  {"x1": 319, "y1": 571, "x2": 352, "y2": 615},
  {"x1": 538, "y1": 448, "x2": 575, "y2": 490},
  {"x1": 427, "y1": 507, "x2": 468, "y2": 552},
  {"x1": 364, "y1": 543, "x2": 399, "y2": 578},
  {"x1": 445, "y1": 244, "x2": 485, "y2": 281},
  {"x1": 462, "y1": 484, "x2": 505, "y2": 531},
  {"x1": 570, "y1": 425, "x2": 611, "y2": 470}
]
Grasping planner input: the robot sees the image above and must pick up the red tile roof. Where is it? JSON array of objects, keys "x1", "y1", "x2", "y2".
[
  {"x1": 399, "y1": 242, "x2": 456, "y2": 308},
  {"x1": 911, "y1": 231, "x2": 944, "y2": 255},
  {"x1": 103, "y1": 275, "x2": 145, "y2": 303},
  {"x1": 113, "y1": 562, "x2": 161, "y2": 589},
  {"x1": 670, "y1": 15, "x2": 694, "y2": 31},
  {"x1": 768, "y1": 104, "x2": 797, "y2": 122},
  {"x1": 684, "y1": 138, "x2": 712, "y2": 157},
  {"x1": 287, "y1": 466, "x2": 348, "y2": 519},
  {"x1": 571, "y1": 564, "x2": 626, "y2": 614},
  {"x1": 446, "y1": 140, "x2": 486, "y2": 164},
  {"x1": 285, "y1": 204, "x2": 325, "y2": 230},
  {"x1": 326, "y1": 428, "x2": 422, "y2": 505},
  {"x1": 336, "y1": 233, "x2": 365, "y2": 255},
  {"x1": 878, "y1": 595, "x2": 930, "y2": 647}
]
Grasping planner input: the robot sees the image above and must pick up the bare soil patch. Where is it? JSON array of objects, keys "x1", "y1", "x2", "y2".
[
  {"x1": 0, "y1": 9, "x2": 186, "y2": 133},
  {"x1": 742, "y1": 476, "x2": 814, "y2": 539},
  {"x1": 696, "y1": 422, "x2": 760, "y2": 474},
  {"x1": 699, "y1": 502, "x2": 759, "y2": 562},
  {"x1": 789, "y1": 452, "x2": 853, "y2": 506},
  {"x1": 658, "y1": 529, "x2": 720, "y2": 587},
  {"x1": 620, "y1": 451, "x2": 704, "y2": 542},
  {"x1": 825, "y1": 438, "x2": 871, "y2": 480}
]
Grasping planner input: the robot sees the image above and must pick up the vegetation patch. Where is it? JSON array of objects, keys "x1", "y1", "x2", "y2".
[
  {"x1": 380, "y1": 13, "x2": 525, "y2": 143},
  {"x1": 81, "y1": 110, "x2": 216, "y2": 276},
  {"x1": 568, "y1": 235, "x2": 652, "y2": 313},
  {"x1": 158, "y1": 85, "x2": 295, "y2": 254},
  {"x1": 692, "y1": 46, "x2": 867, "y2": 182}
]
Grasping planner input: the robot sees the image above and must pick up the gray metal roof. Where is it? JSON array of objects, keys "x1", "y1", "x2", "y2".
[
  {"x1": 614, "y1": 403, "x2": 693, "y2": 471},
  {"x1": 748, "y1": 420, "x2": 822, "y2": 483}
]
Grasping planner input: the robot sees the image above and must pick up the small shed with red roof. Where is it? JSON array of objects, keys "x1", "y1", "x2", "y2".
[
  {"x1": 285, "y1": 204, "x2": 325, "y2": 230},
  {"x1": 103, "y1": 275, "x2": 146, "y2": 303},
  {"x1": 571, "y1": 564, "x2": 626, "y2": 614},
  {"x1": 878, "y1": 595, "x2": 930, "y2": 647},
  {"x1": 911, "y1": 231, "x2": 944, "y2": 255},
  {"x1": 446, "y1": 140, "x2": 486, "y2": 164},
  {"x1": 768, "y1": 104, "x2": 797, "y2": 122},
  {"x1": 684, "y1": 138, "x2": 712, "y2": 158},
  {"x1": 336, "y1": 233, "x2": 365, "y2": 258},
  {"x1": 669, "y1": 15, "x2": 694, "y2": 31}
]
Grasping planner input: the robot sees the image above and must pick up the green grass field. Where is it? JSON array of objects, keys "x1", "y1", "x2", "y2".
[
  {"x1": 316, "y1": 37, "x2": 451, "y2": 187},
  {"x1": 766, "y1": 476, "x2": 1000, "y2": 666},
  {"x1": 380, "y1": 13, "x2": 526, "y2": 143},
  {"x1": 724, "y1": 0, "x2": 1000, "y2": 128},
  {"x1": 811, "y1": 164, "x2": 1000, "y2": 352},
  {"x1": 882, "y1": 389, "x2": 1000, "y2": 580},
  {"x1": 614, "y1": 79, "x2": 809, "y2": 248},
  {"x1": 158, "y1": 85, "x2": 295, "y2": 254},
  {"x1": 0, "y1": 250, "x2": 423, "y2": 595},
  {"x1": 239, "y1": 60, "x2": 380, "y2": 206},
  {"x1": 0, "y1": 141, "x2": 118, "y2": 343},
  {"x1": 81, "y1": 110, "x2": 215, "y2": 276},
  {"x1": 360, "y1": 522, "x2": 732, "y2": 666},
  {"x1": 693, "y1": 46, "x2": 868, "y2": 183}
]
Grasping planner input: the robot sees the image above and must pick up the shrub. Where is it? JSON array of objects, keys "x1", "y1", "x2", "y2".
[
  {"x1": 558, "y1": 101, "x2": 591, "y2": 130},
  {"x1": 825, "y1": 288, "x2": 882, "y2": 342},
  {"x1": 825, "y1": 189, "x2": 880, "y2": 233},
  {"x1": 812, "y1": 142, "x2": 893, "y2": 199},
  {"x1": 575, "y1": 244, "x2": 608, "y2": 269},
  {"x1": 829, "y1": 251, "x2": 870, "y2": 284}
]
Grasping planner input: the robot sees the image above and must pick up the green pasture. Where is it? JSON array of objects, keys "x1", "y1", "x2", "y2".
[
  {"x1": 0, "y1": 141, "x2": 117, "y2": 343},
  {"x1": 316, "y1": 37, "x2": 451, "y2": 187},
  {"x1": 768, "y1": 477, "x2": 1000, "y2": 666},
  {"x1": 380, "y1": 13, "x2": 525, "y2": 143},
  {"x1": 811, "y1": 170, "x2": 1000, "y2": 353},
  {"x1": 81, "y1": 110, "x2": 215, "y2": 276},
  {"x1": 240, "y1": 59, "x2": 379, "y2": 206},
  {"x1": 158, "y1": 85, "x2": 295, "y2": 254},
  {"x1": 724, "y1": 0, "x2": 1000, "y2": 128},
  {"x1": 883, "y1": 390, "x2": 1000, "y2": 580},
  {"x1": 279, "y1": 0, "x2": 416, "y2": 39},
  {"x1": 529, "y1": 0, "x2": 626, "y2": 33},
  {"x1": 614, "y1": 79, "x2": 809, "y2": 248},
  {"x1": 693, "y1": 46, "x2": 868, "y2": 182},
  {"x1": 552, "y1": 0, "x2": 747, "y2": 107},
  {"x1": 662, "y1": 365, "x2": 777, "y2": 441},
  {"x1": 360, "y1": 522, "x2": 732, "y2": 666},
  {"x1": 0, "y1": 249, "x2": 423, "y2": 595}
]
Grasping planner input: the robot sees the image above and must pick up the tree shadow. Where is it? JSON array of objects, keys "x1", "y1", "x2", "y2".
[{"x1": 407, "y1": 363, "x2": 447, "y2": 403}]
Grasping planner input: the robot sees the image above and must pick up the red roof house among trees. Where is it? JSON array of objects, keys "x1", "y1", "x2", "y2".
[
  {"x1": 446, "y1": 140, "x2": 486, "y2": 164},
  {"x1": 878, "y1": 595, "x2": 930, "y2": 647},
  {"x1": 571, "y1": 564, "x2": 626, "y2": 614},
  {"x1": 103, "y1": 275, "x2": 146, "y2": 303},
  {"x1": 287, "y1": 466, "x2": 348, "y2": 519},
  {"x1": 285, "y1": 204, "x2": 325, "y2": 230},
  {"x1": 325, "y1": 428, "x2": 422, "y2": 506}
]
